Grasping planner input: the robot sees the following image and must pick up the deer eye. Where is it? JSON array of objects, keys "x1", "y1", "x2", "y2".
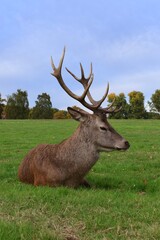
[{"x1": 100, "y1": 127, "x2": 108, "y2": 131}]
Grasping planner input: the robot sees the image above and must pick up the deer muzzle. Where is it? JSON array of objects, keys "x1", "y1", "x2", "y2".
[{"x1": 115, "y1": 140, "x2": 130, "y2": 151}]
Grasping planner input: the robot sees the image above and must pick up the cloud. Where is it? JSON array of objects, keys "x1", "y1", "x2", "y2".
[{"x1": 90, "y1": 27, "x2": 160, "y2": 71}]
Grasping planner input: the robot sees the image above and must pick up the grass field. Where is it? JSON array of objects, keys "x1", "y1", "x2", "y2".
[{"x1": 0, "y1": 119, "x2": 160, "y2": 240}]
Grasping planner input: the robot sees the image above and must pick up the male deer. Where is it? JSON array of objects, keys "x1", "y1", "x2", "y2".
[{"x1": 18, "y1": 48, "x2": 130, "y2": 188}]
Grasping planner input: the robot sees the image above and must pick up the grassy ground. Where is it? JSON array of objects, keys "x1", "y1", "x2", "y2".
[{"x1": 0, "y1": 119, "x2": 160, "y2": 240}]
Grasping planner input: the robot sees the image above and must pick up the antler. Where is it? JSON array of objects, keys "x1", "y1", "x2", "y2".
[{"x1": 51, "y1": 47, "x2": 120, "y2": 114}]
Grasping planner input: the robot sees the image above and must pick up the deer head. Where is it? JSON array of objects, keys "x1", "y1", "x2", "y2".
[{"x1": 51, "y1": 48, "x2": 130, "y2": 152}]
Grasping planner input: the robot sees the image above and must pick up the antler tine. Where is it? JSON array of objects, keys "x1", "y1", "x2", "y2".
[
  {"x1": 103, "y1": 105, "x2": 122, "y2": 114},
  {"x1": 99, "y1": 98, "x2": 122, "y2": 114},
  {"x1": 79, "y1": 76, "x2": 94, "y2": 101},
  {"x1": 79, "y1": 62, "x2": 93, "y2": 82},
  {"x1": 51, "y1": 48, "x2": 83, "y2": 101},
  {"x1": 88, "y1": 63, "x2": 93, "y2": 81},
  {"x1": 106, "y1": 98, "x2": 116, "y2": 110},
  {"x1": 51, "y1": 56, "x2": 56, "y2": 71},
  {"x1": 80, "y1": 63, "x2": 85, "y2": 80},
  {"x1": 65, "y1": 67, "x2": 80, "y2": 81},
  {"x1": 65, "y1": 62, "x2": 92, "y2": 84},
  {"x1": 94, "y1": 82, "x2": 110, "y2": 108},
  {"x1": 100, "y1": 98, "x2": 116, "y2": 113},
  {"x1": 113, "y1": 106, "x2": 122, "y2": 113},
  {"x1": 51, "y1": 47, "x2": 66, "y2": 77}
]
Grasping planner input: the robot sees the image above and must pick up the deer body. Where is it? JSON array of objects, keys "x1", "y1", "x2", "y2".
[
  {"x1": 18, "y1": 48, "x2": 130, "y2": 188},
  {"x1": 18, "y1": 122, "x2": 99, "y2": 188}
]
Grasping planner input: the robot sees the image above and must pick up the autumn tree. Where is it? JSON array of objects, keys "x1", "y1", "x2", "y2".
[
  {"x1": 52, "y1": 108, "x2": 59, "y2": 117},
  {"x1": 31, "y1": 93, "x2": 53, "y2": 119},
  {"x1": 54, "y1": 110, "x2": 68, "y2": 119},
  {"x1": 5, "y1": 89, "x2": 29, "y2": 119},
  {"x1": 128, "y1": 91, "x2": 146, "y2": 119}
]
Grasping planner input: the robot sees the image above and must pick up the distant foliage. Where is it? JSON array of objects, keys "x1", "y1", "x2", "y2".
[
  {"x1": 52, "y1": 108, "x2": 59, "y2": 116},
  {"x1": 0, "y1": 94, "x2": 6, "y2": 119},
  {"x1": 148, "y1": 89, "x2": 160, "y2": 114},
  {"x1": 54, "y1": 110, "x2": 68, "y2": 119},
  {"x1": 1, "y1": 89, "x2": 160, "y2": 119},
  {"x1": 5, "y1": 89, "x2": 29, "y2": 119},
  {"x1": 30, "y1": 93, "x2": 53, "y2": 119}
]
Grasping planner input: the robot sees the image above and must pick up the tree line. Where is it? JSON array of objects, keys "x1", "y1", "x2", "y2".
[{"x1": 0, "y1": 89, "x2": 160, "y2": 119}]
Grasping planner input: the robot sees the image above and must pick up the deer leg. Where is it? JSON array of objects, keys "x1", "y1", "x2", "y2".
[
  {"x1": 80, "y1": 179, "x2": 91, "y2": 188},
  {"x1": 34, "y1": 175, "x2": 46, "y2": 186}
]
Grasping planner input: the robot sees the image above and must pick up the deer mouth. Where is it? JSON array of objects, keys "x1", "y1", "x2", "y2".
[
  {"x1": 116, "y1": 147, "x2": 128, "y2": 151},
  {"x1": 99, "y1": 146, "x2": 116, "y2": 152},
  {"x1": 99, "y1": 144, "x2": 130, "y2": 152}
]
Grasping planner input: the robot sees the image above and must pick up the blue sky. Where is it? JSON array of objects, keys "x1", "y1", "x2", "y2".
[{"x1": 1, "y1": 0, "x2": 160, "y2": 110}]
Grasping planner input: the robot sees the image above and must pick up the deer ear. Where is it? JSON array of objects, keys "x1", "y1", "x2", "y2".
[{"x1": 67, "y1": 107, "x2": 88, "y2": 122}]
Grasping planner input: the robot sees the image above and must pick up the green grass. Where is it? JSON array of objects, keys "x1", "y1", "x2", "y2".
[{"x1": 0, "y1": 119, "x2": 160, "y2": 240}]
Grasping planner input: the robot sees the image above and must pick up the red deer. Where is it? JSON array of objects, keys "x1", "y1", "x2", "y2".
[{"x1": 18, "y1": 48, "x2": 130, "y2": 188}]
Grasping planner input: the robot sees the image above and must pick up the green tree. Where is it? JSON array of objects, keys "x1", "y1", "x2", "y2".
[
  {"x1": 108, "y1": 93, "x2": 129, "y2": 119},
  {"x1": 0, "y1": 94, "x2": 6, "y2": 119},
  {"x1": 128, "y1": 91, "x2": 146, "y2": 119},
  {"x1": 148, "y1": 89, "x2": 160, "y2": 113},
  {"x1": 31, "y1": 93, "x2": 53, "y2": 119},
  {"x1": 5, "y1": 89, "x2": 29, "y2": 119}
]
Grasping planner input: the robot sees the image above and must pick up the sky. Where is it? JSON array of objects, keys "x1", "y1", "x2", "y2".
[{"x1": 0, "y1": 0, "x2": 160, "y2": 110}]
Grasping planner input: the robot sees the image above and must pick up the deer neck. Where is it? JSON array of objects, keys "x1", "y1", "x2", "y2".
[{"x1": 61, "y1": 124, "x2": 99, "y2": 169}]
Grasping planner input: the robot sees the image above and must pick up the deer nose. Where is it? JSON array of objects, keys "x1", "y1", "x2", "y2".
[{"x1": 124, "y1": 141, "x2": 130, "y2": 149}]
